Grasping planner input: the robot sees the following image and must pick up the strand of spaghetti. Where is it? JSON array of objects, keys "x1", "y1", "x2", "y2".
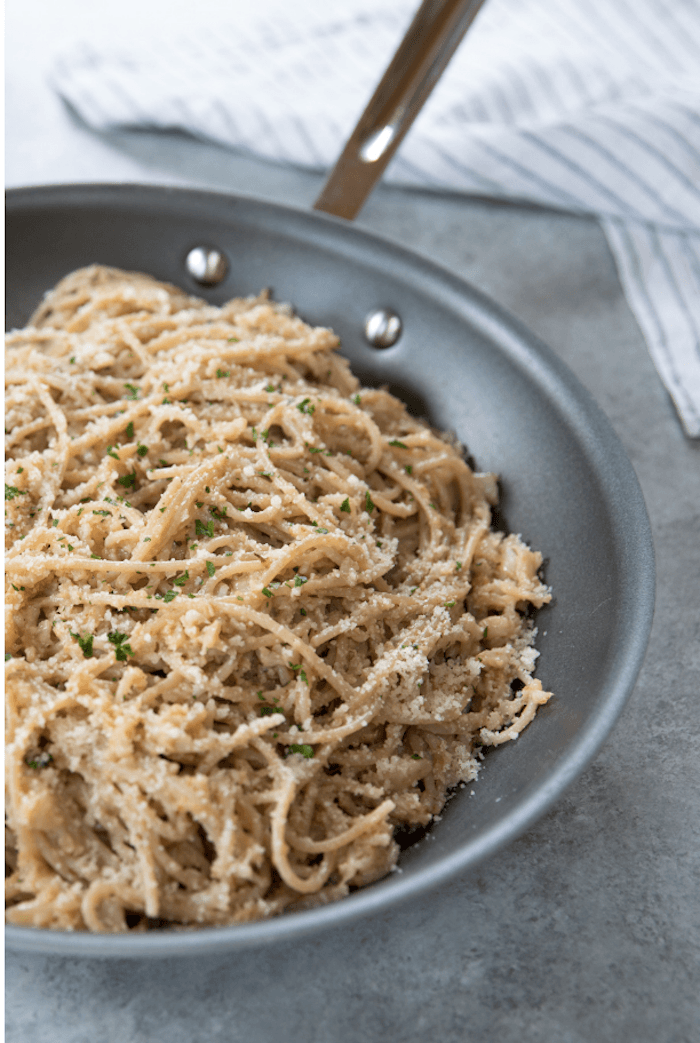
[
  {"x1": 249, "y1": 737, "x2": 336, "y2": 894},
  {"x1": 286, "y1": 798, "x2": 396, "y2": 854},
  {"x1": 81, "y1": 879, "x2": 143, "y2": 932}
]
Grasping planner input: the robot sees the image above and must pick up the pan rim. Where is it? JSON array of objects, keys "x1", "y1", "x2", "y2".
[{"x1": 5, "y1": 183, "x2": 655, "y2": 957}]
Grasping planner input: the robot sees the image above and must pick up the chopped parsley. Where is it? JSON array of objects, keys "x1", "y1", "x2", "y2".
[
  {"x1": 5, "y1": 653, "x2": 11, "y2": 661},
  {"x1": 297, "y1": 398, "x2": 315, "y2": 415},
  {"x1": 206, "y1": 561, "x2": 216, "y2": 578},
  {"x1": 405, "y1": 465, "x2": 413, "y2": 475},
  {"x1": 173, "y1": 571, "x2": 190, "y2": 587},
  {"x1": 136, "y1": 443, "x2": 149, "y2": 457},
  {"x1": 412, "y1": 754, "x2": 422, "y2": 761},
  {"x1": 25, "y1": 752, "x2": 53, "y2": 770},
  {"x1": 483, "y1": 626, "x2": 488, "y2": 639},
  {"x1": 195, "y1": 519, "x2": 215, "y2": 539},
  {"x1": 340, "y1": 497, "x2": 351, "y2": 513},
  {"x1": 365, "y1": 490, "x2": 375, "y2": 513},
  {"x1": 163, "y1": 590, "x2": 178, "y2": 603},
  {"x1": 106, "y1": 446, "x2": 120, "y2": 460},
  {"x1": 93, "y1": 510, "x2": 111, "y2": 516},
  {"x1": 261, "y1": 587, "x2": 273, "y2": 599},
  {"x1": 210, "y1": 506, "x2": 228, "y2": 519},
  {"x1": 455, "y1": 561, "x2": 462, "y2": 571},
  {"x1": 5, "y1": 484, "x2": 27, "y2": 501},
  {"x1": 288, "y1": 743, "x2": 314, "y2": 759},
  {"x1": 107, "y1": 631, "x2": 133, "y2": 661},
  {"x1": 124, "y1": 383, "x2": 139, "y2": 400},
  {"x1": 353, "y1": 394, "x2": 361, "y2": 405},
  {"x1": 389, "y1": 439, "x2": 407, "y2": 448},
  {"x1": 294, "y1": 575, "x2": 308, "y2": 588},
  {"x1": 117, "y1": 472, "x2": 136, "y2": 489},
  {"x1": 126, "y1": 422, "x2": 134, "y2": 439},
  {"x1": 216, "y1": 368, "x2": 230, "y2": 379},
  {"x1": 444, "y1": 601, "x2": 455, "y2": 608},
  {"x1": 70, "y1": 632, "x2": 94, "y2": 658}
]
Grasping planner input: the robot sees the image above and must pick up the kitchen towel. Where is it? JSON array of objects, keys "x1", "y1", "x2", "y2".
[{"x1": 52, "y1": 0, "x2": 700, "y2": 436}]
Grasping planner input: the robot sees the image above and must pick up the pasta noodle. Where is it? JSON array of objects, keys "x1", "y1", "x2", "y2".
[{"x1": 5, "y1": 265, "x2": 552, "y2": 932}]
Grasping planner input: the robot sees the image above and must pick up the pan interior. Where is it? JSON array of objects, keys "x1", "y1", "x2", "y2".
[{"x1": 5, "y1": 185, "x2": 654, "y2": 956}]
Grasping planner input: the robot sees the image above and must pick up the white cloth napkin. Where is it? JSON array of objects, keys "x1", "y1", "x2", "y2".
[{"x1": 52, "y1": 0, "x2": 700, "y2": 436}]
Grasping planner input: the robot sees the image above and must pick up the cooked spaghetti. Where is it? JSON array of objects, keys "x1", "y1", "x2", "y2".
[{"x1": 5, "y1": 265, "x2": 551, "y2": 932}]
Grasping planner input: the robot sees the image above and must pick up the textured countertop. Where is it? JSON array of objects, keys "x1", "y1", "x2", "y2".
[{"x1": 5, "y1": 3, "x2": 700, "y2": 1041}]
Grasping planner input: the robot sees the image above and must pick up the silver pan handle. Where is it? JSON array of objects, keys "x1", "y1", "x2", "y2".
[{"x1": 313, "y1": 0, "x2": 488, "y2": 221}]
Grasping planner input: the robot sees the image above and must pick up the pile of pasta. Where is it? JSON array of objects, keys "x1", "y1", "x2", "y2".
[{"x1": 5, "y1": 266, "x2": 551, "y2": 932}]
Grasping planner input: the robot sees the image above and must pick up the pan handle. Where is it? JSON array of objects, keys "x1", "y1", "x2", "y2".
[{"x1": 313, "y1": 0, "x2": 487, "y2": 221}]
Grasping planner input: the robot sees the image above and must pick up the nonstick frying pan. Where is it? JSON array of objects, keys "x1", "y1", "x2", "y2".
[
  {"x1": 4, "y1": 0, "x2": 654, "y2": 957},
  {"x1": 5, "y1": 183, "x2": 654, "y2": 957}
]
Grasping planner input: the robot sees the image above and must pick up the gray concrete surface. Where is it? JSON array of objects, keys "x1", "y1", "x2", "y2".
[{"x1": 6, "y1": 3, "x2": 700, "y2": 1041}]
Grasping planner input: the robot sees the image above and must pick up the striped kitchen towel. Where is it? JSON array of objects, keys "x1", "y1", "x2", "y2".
[{"x1": 52, "y1": 0, "x2": 700, "y2": 436}]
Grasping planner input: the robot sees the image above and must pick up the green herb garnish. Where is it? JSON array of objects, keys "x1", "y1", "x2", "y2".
[
  {"x1": 340, "y1": 497, "x2": 350, "y2": 513},
  {"x1": 70, "y1": 632, "x2": 94, "y2": 658},
  {"x1": 5, "y1": 485, "x2": 27, "y2": 501},
  {"x1": 288, "y1": 743, "x2": 314, "y2": 758},
  {"x1": 195, "y1": 519, "x2": 215, "y2": 539},
  {"x1": 25, "y1": 752, "x2": 53, "y2": 770},
  {"x1": 206, "y1": 561, "x2": 216, "y2": 578},
  {"x1": 107, "y1": 631, "x2": 133, "y2": 661},
  {"x1": 365, "y1": 491, "x2": 375, "y2": 513}
]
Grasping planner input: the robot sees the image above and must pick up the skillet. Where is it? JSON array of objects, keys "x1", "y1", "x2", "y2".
[
  {"x1": 5, "y1": 182, "x2": 654, "y2": 957},
  {"x1": 4, "y1": 0, "x2": 654, "y2": 958}
]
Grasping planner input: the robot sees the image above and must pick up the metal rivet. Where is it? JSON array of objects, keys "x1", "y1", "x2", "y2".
[
  {"x1": 185, "y1": 246, "x2": 229, "y2": 286},
  {"x1": 364, "y1": 308, "x2": 402, "y2": 348}
]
